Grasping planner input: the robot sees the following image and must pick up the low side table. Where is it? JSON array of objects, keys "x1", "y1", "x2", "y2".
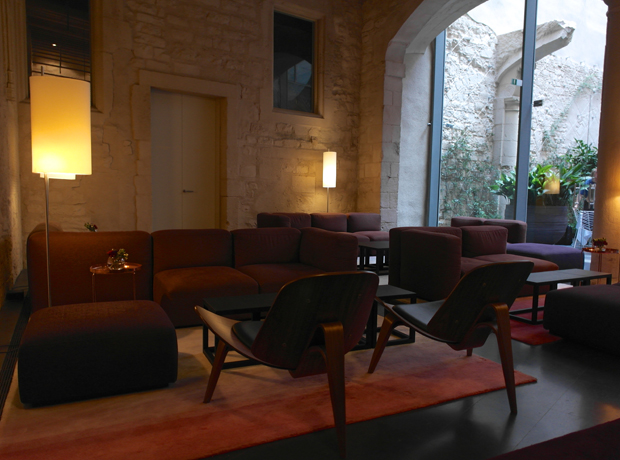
[
  {"x1": 359, "y1": 241, "x2": 390, "y2": 272},
  {"x1": 90, "y1": 263, "x2": 142, "y2": 302},
  {"x1": 583, "y1": 247, "x2": 619, "y2": 283}
]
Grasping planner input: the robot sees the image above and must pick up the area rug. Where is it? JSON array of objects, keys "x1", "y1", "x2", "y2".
[
  {"x1": 0, "y1": 327, "x2": 536, "y2": 460},
  {"x1": 510, "y1": 296, "x2": 561, "y2": 345}
]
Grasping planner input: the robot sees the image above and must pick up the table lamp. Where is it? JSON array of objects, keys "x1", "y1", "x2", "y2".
[
  {"x1": 323, "y1": 151, "x2": 337, "y2": 212},
  {"x1": 30, "y1": 75, "x2": 92, "y2": 308}
]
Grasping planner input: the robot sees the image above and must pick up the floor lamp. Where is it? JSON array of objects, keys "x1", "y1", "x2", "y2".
[
  {"x1": 30, "y1": 76, "x2": 92, "y2": 308},
  {"x1": 323, "y1": 151, "x2": 337, "y2": 212}
]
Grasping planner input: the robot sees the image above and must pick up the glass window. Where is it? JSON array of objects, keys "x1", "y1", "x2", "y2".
[
  {"x1": 273, "y1": 11, "x2": 314, "y2": 113},
  {"x1": 26, "y1": 0, "x2": 91, "y2": 81}
]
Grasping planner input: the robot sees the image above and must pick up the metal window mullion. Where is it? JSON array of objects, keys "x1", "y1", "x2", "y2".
[
  {"x1": 514, "y1": 0, "x2": 538, "y2": 222},
  {"x1": 427, "y1": 31, "x2": 446, "y2": 227}
]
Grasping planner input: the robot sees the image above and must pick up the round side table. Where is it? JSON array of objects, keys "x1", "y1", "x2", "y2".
[{"x1": 90, "y1": 262, "x2": 142, "y2": 302}]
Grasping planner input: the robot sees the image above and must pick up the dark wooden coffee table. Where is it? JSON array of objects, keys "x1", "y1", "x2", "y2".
[
  {"x1": 359, "y1": 241, "x2": 389, "y2": 272},
  {"x1": 202, "y1": 284, "x2": 416, "y2": 368},
  {"x1": 510, "y1": 268, "x2": 612, "y2": 325}
]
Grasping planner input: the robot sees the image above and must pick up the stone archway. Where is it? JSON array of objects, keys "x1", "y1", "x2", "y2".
[{"x1": 372, "y1": 0, "x2": 488, "y2": 228}]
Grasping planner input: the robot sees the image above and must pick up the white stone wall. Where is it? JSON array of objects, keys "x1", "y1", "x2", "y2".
[{"x1": 18, "y1": 0, "x2": 364, "y2": 239}]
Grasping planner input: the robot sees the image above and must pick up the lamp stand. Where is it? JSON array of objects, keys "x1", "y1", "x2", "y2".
[
  {"x1": 44, "y1": 173, "x2": 52, "y2": 308},
  {"x1": 326, "y1": 187, "x2": 330, "y2": 212}
]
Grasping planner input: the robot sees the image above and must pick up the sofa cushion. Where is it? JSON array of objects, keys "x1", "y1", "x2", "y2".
[
  {"x1": 507, "y1": 243, "x2": 583, "y2": 270},
  {"x1": 354, "y1": 230, "x2": 388, "y2": 242},
  {"x1": 347, "y1": 212, "x2": 381, "y2": 232},
  {"x1": 474, "y1": 253, "x2": 558, "y2": 273},
  {"x1": 299, "y1": 227, "x2": 359, "y2": 272},
  {"x1": 27, "y1": 231, "x2": 153, "y2": 312},
  {"x1": 233, "y1": 227, "x2": 301, "y2": 267},
  {"x1": 484, "y1": 219, "x2": 527, "y2": 243},
  {"x1": 153, "y1": 266, "x2": 259, "y2": 327},
  {"x1": 152, "y1": 229, "x2": 232, "y2": 274},
  {"x1": 451, "y1": 216, "x2": 485, "y2": 227},
  {"x1": 311, "y1": 213, "x2": 348, "y2": 232},
  {"x1": 237, "y1": 263, "x2": 325, "y2": 293},
  {"x1": 461, "y1": 226, "x2": 508, "y2": 257}
]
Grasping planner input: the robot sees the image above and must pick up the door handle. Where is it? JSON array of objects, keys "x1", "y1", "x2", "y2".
[{"x1": 182, "y1": 190, "x2": 194, "y2": 193}]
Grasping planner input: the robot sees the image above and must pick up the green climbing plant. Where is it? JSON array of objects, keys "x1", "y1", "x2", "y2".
[{"x1": 440, "y1": 131, "x2": 500, "y2": 222}]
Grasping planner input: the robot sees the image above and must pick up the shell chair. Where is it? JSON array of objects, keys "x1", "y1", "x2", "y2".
[
  {"x1": 195, "y1": 271, "x2": 379, "y2": 458},
  {"x1": 368, "y1": 261, "x2": 534, "y2": 414}
]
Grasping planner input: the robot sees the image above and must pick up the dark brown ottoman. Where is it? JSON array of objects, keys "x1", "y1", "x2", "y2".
[{"x1": 18, "y1": 300, "x2": 178, "y2": 406}]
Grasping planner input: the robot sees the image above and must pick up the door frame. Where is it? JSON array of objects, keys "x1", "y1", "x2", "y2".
[{"x1": 132, "y1": 70, "x2": 239, "y2": 231}]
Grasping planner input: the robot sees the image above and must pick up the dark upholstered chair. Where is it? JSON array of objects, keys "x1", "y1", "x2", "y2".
[
  {"x1": 369, "y1": 261, "x2": 534, "y2": 413},
  {"x1": 195, "y1": 271, "x2": 379, "y2": 458},
  {"x1": 543, "y1": 283, "x2": 620, "y2": 355}
]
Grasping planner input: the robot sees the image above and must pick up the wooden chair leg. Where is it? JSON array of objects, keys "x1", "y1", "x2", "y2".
[
  {"x1": 321, "y1": 322, "x2": 346, "y2": 458},
  {"x1": 368, "y1": 311, "x2": 400, "y2": 374},
  {"x1": 492, "y1": 303, "x2": 517, "y2": 414},
  {"x1": 204, "y1": 339, "x2": 229, "y2": 403},
  {"x1": 466, "y1": 348, "x2": 473, "y2": 356}
]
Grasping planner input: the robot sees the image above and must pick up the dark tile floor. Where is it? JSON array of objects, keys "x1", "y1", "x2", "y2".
[{"x1": 1, "y1": 265, "x2": 619, "y2": 460}]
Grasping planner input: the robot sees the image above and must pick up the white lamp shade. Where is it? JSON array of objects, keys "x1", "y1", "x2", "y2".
[
  {"x1": 30, "y1": 76, "x2": 92, "y2": 179},
  {"x1": 323, "y1": 151, "x2": 337, "y2": 188}
]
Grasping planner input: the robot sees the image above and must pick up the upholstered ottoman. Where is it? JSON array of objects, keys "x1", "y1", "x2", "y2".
[
  {"x1": 507, "y1": 243, "x2": 583, "y2": 270},
  {"x1": 18, "y1": 300, "x2": 178, "y2": 406},
  {"x1": 543, "y1": 283, "x2": 620, "y2": 355}
]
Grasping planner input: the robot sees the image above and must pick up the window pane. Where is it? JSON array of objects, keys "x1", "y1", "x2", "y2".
[
  {"x1": 438, "y1": 0, "x2": 525, "y2": 225},
  {"x1": 529, "y1": 0, "x2": 604, "y2": 245},
  {"x1": 273, "y1": 12, "x2": 314, "y2": 113}
]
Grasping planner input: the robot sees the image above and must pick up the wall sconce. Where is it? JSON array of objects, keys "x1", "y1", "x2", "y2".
[
  {"x1": 323, "y1": 151, "x2": 337, "y2": 212},
  {"x1": 30, "y1": 75, "x2": 92, "y2": 307}
]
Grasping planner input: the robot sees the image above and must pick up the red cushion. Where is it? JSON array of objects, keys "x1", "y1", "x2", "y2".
[
  {"x1": 451, "y1": 217, "x2": 485, "y2": 227},
  {"x1": 153, "y1": 266, "x2": 259, "y2": 327},
  {"x1": 347, "y1": 212, "x2": 381, "y2": 232},
  {"x1": 354, "y1": 230, "x2": 388, "y2": 241},
  {"x1": 484, "y1": 219, "x2": 527, "y2": 243},
  {"x1": 152, "y1": 229, "x2": 232, "y2": 274},
  {"x1": 232, "y1": 227, "x2": 301, "y2": 267},
  {"x1": 237, "y1": 263, "x2": 324, "y2": 293},
  {"x1": 311, "y1": 213, "x2": 348, "y2": 232},
  {"x1": 461, "y1": 226, "x2": 508, "y2": 257}
]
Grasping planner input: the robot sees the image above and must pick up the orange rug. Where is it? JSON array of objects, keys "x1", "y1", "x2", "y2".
[
  {"x1": 510, "y1": 296, "x2": 562, "y2": 345},
  {"x1": 0, "y1": 327, "x2": 536, "y2": 460}
]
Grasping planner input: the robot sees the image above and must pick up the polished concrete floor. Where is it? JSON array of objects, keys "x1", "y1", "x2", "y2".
[{"x1": 1, "y1": 267, "x2": 619, "y2": 460}]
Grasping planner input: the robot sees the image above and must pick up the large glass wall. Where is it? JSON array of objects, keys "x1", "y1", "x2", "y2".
[{"x1": 437, "y1": 0, "x2": 606, "y2": 247}]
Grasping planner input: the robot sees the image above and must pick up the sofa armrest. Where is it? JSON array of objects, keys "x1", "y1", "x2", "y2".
[
  {"x1": 299, "y1": 228, "x2": 358, "y2": 271},
  {"x1": 398, "y1": 230, "x2": 462, "y2": 301}
]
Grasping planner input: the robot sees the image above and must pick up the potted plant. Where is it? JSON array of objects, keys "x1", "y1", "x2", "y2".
[{"x1": 490, "y1": 163, "x2": 584, "y2": 244}]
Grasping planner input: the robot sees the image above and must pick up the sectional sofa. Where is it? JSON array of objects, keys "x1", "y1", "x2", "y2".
[
  {"x1": 257, "y1": 212, "x2": 388, "y2": 244},
  {"x1": 27, "y1": 226, "x2": 359, "y2": 327},
  {"x1": 389, "y1": 225, "x2": 559, "y2": 301}
]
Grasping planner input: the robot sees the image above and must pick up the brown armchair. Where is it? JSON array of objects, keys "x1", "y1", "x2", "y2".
[
  {"x1": 195, "y1": 271, "x2": 379, "y2": 458},
  {"x1": 369, "y1": 261, "x2": 534, "y2": 413}
]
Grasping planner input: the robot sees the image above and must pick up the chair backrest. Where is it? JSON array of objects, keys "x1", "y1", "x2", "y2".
[
  {"x1": 426, "y1": 261, "x2": 534, "y2": 342},
  {"x1": 250, "y1": 271, "x2": 379, "y2": 369}
]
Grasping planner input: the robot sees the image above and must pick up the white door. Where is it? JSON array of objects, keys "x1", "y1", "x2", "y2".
[{"x1": 151, "y1": 89, "x2": 219, "y2": 230}]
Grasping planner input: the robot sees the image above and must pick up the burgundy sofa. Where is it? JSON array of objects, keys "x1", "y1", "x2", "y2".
[
  {"x1": 28, "y1": 227, "x2": 359, "y2": 327},
  {"x1": 257, "y1": 212, "x2": 388, "y2": 244},
  {"x1": 389, "y1": 225, "x2": 558, "y2": 301},
  {"x1": 451, "y1": 216, "x2": 583, "y2": 270}
]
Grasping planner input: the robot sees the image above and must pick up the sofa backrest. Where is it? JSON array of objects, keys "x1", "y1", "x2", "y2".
[
  {"x1": 346, "y1": 212, "x2": 381, "y2": 232},
  {"x1": 27, "y1": 231, "x2": 153, "y2": 312},
  {"x1": 451, "y1": 216, "x2": 485, "y2": 227},
  {"x1": 483, "y1": 219, "x2": 527, "y2": 243},
  {"x1": 256, "y1": 212, "x2": 312, "y2": 229},
  {"x1": 299, "y1": 227, "x2": 358, "y2": 272},
  {"x1": 461, "y1": 225, "x2": 508, "y2": 257},
  {"x1": 152, "y1": 229, "x2": 233, "y2": 274},
  {"x1": 232, "y1": 227, "x2": 301, "y2": 267},
  {"x1": 389, "y1": 226, "x2": 462, "y2": 289},
  {"x1": 311, "y1": 213, "x2": 347, "y2": 232}
]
